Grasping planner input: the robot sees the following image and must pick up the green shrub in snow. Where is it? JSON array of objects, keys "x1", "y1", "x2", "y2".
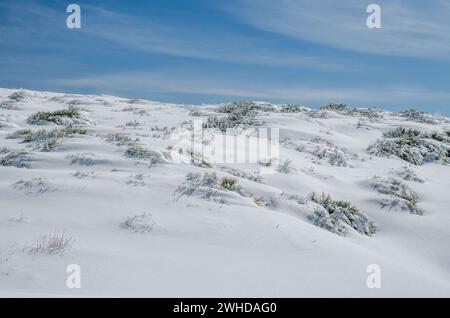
[
  {"x1": 371, "y1": 176, "x2": 423, "y2": 215},
  {"x1": 367, "y1": 127, "x2": 450, "y2": 165},
  {"x1": 307, "y1": 192, "x2": 376, "y2": 236}
]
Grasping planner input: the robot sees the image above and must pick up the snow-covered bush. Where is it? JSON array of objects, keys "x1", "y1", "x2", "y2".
[
  {"x1": 397, "y1": 109, "x2": 437, "y2": 124},
  {"x1": 277, "y1": 159, "x2": 293, "y2": 174},
  {"x1": 220, "y1": 167, "x2": 263, "y2": 183},
  {"x1": 220, "y1": 177, "x2": 238, "y2": 191},
  {"x1": 104, "y1": 133, "x2": 139, "y2": 146},
  {"x1": 13, "y1": 177, "x2": 55, "y2": 196},
  {"x1": 293, "y1": 137, "x2": 352, "y2": 167},
  {"x1": 320, "y1": 104, "x2": 383, "y2": 120},
  {"x1": 393, "y1": 165, "x2": 425, "y2": 183},
  {"x1": 24, "y1": 231, "x2": 74, "y2": 255},
  {"x1": 7, "y1": 126, "x2": 87, "y2": 152},
  {"x1": 72, "y1": 171, "x2": 95, "y2": 179},
  {"x1": 367, "y1": 127, "x2": 450, "y2": 165},
  {"x1": 307, "y1": 192, "x2": 376, "y2": 236},
  {"x1": 274, "y1": 104, "x2": 306, "y2": 113},
  {"x1": 0, "y1": 151, "x2": 31, "y2": 168},
  {"x1": 8, "y1": 91, "x2": 25, "y2": 102},
  {"x1": 125, "y1": 145, "x2": 165, "y2": 166},
  {"x1": 120, "y1": 213, "x2": 155, "y2": 233},
  {"x1": 189, "y1": 109, "x2": 206, "y2": 117},
  {"x1": 176, "y1": 172, "x2": 246, "y2": 201},
  {"x1": 306, "y1": 110, "x2": 329, "y2": 119},
  {"x1": 312, "y1": 139, "x2": 351, "y2": 167},
  {"x1": 253, "y1": 196, "x2": 269, "y2": 207},
  {"x1": 126, "y1": 174, "x2": 146, "y2": 187},
  {"x1": 28, "y1": 107, "x2": 93, "y2": 126},
  {"x1": 66, "y1": 153, "x2": 105, "y2": 166},
  {"x1": 320, "y1": 103, "x2": 350, "y2": 112},
  {"x1": 205, "y1": 101, "x2": 259, "y2": 132},
  {"x1": 371, "y1": 176, "x2": 423, "y2": 215},
  {"x1": 0, "y1": 100, "x2": 19, "y2": 110}
]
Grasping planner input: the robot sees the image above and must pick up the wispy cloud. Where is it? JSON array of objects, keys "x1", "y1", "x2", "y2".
[
  {"x1": 223, "y1": 0, "x2": 450, "y2": 59},
  {"x1": 0, "y1": 0, "x2": 349, "y2": 70}
]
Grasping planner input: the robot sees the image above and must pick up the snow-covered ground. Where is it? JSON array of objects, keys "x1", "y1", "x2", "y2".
[{"x1": 0, "y1": 88, "x2": 449, "y2": 297}]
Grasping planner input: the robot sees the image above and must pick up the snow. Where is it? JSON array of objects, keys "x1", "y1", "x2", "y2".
[{"x1": 0, "y1": 88, "x2": 449, "y2": 297}]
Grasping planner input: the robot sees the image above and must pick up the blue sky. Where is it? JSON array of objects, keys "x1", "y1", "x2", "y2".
[{"x1": 1, "y1": 0, "x2": 449, "y2": 114}]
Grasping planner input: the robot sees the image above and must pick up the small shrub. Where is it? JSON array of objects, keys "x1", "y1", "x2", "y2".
[
  {"x1": 307, "y1": 192, "x2": 376, "y2": 236},
  {"x1": 27, "y1": 107, "x2": 92, "y2": 126},
  {"x1": 220, "y1": 168, "x2": 263, "y2": 183},
  {"x1": 104, "y1": 133, "x2": 139, "y2": 146},
  {"x1": 126, "y1": 174, "x2": 146, "y2": 187},
  {"x1": 0, "y1": 151, "x2": 31, "y2": 168},
  {"x1": 394, "y1": 165, "x2": 425, "y2": 183},
  {"x1": 176, "y1": 172, "x2": 246, "y2": 201},
  {"x1": 72, "y1": 171, "x2": 95, "y2": 179},
  {"x1": 124, "y1": 145, "x2": 164, "y2": 165},
  {"x1": 7, "y1": 126, "x2": 87, "y2": 152},
  {"x1": 66, "y1": 153, "x2": 104, "y2": 166},
  {"x1": 205, "y1": 101, "x2": 259, "y2": 132},
  {"x1": 277, "y1": 159, "x2": 293, "y2": 174},
  {"x1": 371, "y1": 177, "x2": 423, "y2": 215},
  {"x1": 120, "y1": 213, "x2": 155, "y2": 233},
  {"x1": 125, "y1": 120, "x2": 141, "y2": 128},
  {"x1": 24, "y1": 231, "x2": 74, "y2": 255},
  {"x1": 397, "y1": 109, "x2": 437, "y2": 124},
  {"x1": 0, "y1": 147, "x2": 9, "y2": 155},
  {"x1": 0, "y1": 100, "x2": 19, "y2": 110},
  {"x1": 367, "y1": 127, "x2": 450, "y2": 165},
  {"x1": 13, "y1": 177, "x2": 55, "y2": 196},
  {"x1": 275, "y1": 104, "x2": 306, "y2": 113},
  {"x1": 189, "y1": 109, "x2": 205, "y2": 117},
  {"x1": 220, "y1": 177, "x2": 238, "y2": 191},
  {"x1": 253, "y1": 196, "x2": 269, "y2": 207},
  {"x1": 8, "y1": 91, "x2": 25, "y2": 102},
  {"x1": 28, "y1": 108, "x2": 80, "y2": 125},
  {"x1": 320, "y1": 103, "x2": 350, "y2": 112}
]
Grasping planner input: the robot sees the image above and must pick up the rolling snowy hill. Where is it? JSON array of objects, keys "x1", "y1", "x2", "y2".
[{"x1": 0, "y1": 88, "x2": 449, "y2": 297}]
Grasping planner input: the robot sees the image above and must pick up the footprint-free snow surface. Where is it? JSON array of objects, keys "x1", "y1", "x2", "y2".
[{"x1": 1, "y1": 88, "x2": 449, "y2": 297}]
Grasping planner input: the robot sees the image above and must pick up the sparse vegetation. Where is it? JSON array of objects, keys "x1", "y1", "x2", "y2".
[
  {"x1": 220, "y1": 168, "x2": 263, "y2": 183},
  {"x1": 307, "y1": 192, "x2": 376, "y2": 236},
  {"x1": 320, "y1": 104, "x2": 383, "y2": 121},
  {"x1": 125, "y1": 145, "x2": 164, "y2": 166},
  {"x1": 104, "y1": 133, "x2": 139, "y2": 146},
  {"x1": 253, "y1": 196, "x2": 269, "y2": 207},
  {"x1": 274, "y1": 104, "x2": 306, "y2": 113},
  {"x1": 204, "y1": 101, "x2": 259, "y2": 132},
  {"x1": 8, "y1": 91, "x2": 26, "y2": 102},
  {"x1": 13, "y1": 178, "x2": 54, "y2": 196},
  {"x1": 397, "y1": 109, "x2": 437, "y2": 124},
  {"x1": 394, "y1": 165, "x2": 425, "y2": 183},
  {"x1": 67, "y1": 153, "x2": 104, "y2": 166},
  {"x1": 0, "y1": 147, "x2": 9, "y2": 154},
  {"x1": 220, "y1": 177, "x2": 238, "y2": 191},
  {"x1": 371, "y1": 176, "x2": 423, "y2": 215},
  {"x1": 7, "y1": 126, "x2": 87, "y2": 152},
  {"x1": 0, "y1": 151, "x2": 31, "y2": 168},
  {"x1": 28, "y1": 107, "x2": 81, "y2": 125},
  {"x1": 120, "y1": 213, "x2": 155, "y2": 233},
  {"x1": 24, "y1": 231, "x2": 74, "y2": 255},
  {"x1": 277, "y1": 159, "x2": 293, "y2": 174},
  {"x1": 126, "y1": 174, "x2": 146, "y2": 187},
  {"x1": 367, "y1": 127, "x2": 450, "y2": 165},
  {"x1": 176, "y1": 172, "x2": 246, "y2": 201}
]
